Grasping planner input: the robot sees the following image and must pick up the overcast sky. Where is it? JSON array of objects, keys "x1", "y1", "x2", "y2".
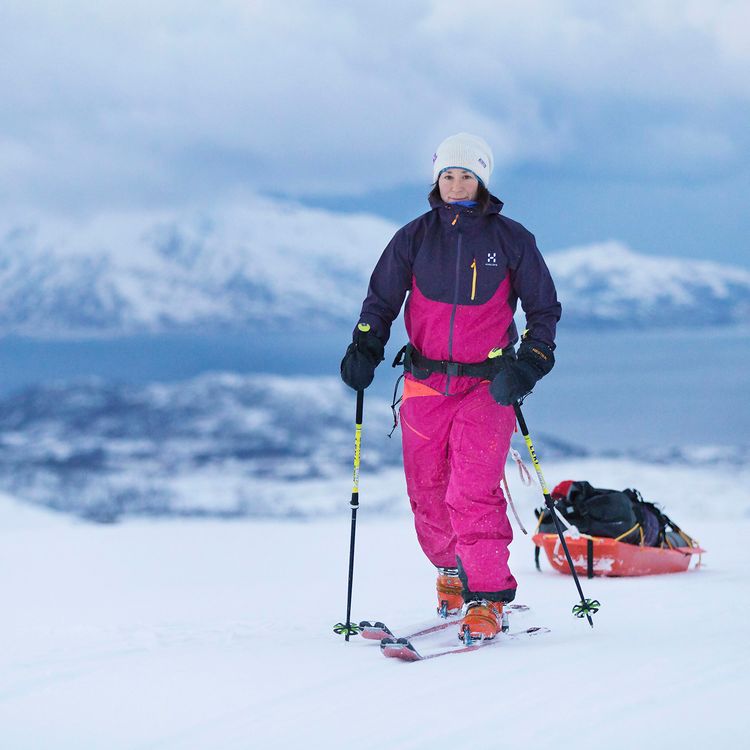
[{"x1": 1, "y1": 0, "x2": 749, "y2": 264}]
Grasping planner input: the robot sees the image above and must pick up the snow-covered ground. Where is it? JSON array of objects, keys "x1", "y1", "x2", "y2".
[{"x1": 1, "y1": 456, "x2": 747, "y2": 749}]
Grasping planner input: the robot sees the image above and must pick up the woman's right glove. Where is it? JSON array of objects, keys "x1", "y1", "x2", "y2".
[
  {"x1": 340, "y1": 324, "x2": 385, "y2": 391},
  {"x1": 489, "y1": 339, "x2": 555, "y2": 406}
]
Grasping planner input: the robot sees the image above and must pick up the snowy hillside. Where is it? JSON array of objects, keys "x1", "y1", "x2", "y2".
[
  {"x1": 0, "y1": 373, "x2": 747, "y2": 523},
  {"x1": 1, "y1": 199, "x2": 749, "y2": 337},
  {"x1": 0, "y1": 488, "x2": 747, "y2": 749},
  {"x1": 0, "y1": 373, "x2": 581, "y2": 522}
]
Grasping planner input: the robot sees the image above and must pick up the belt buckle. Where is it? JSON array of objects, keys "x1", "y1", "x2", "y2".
[{"x1": 444, "y1": 361, "x2": 460, "y2": 377}]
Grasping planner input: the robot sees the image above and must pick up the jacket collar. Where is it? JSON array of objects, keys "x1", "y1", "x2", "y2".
[{"x1": 428, "y1": 193, "x2": 504, "y2": 216}]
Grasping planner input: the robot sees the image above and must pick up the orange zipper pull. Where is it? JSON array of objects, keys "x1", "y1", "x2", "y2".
[
  {"x1": 470, "y1": 259, "x2": 477, "y2": 300},
  {"x1": 451, "y1": 212, "x2": 459, "y2": 226}
]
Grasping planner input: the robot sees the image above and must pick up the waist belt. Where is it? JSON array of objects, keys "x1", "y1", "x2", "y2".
[{"x1": 392, "y1": 343, "x2": 514, "y2": 380}]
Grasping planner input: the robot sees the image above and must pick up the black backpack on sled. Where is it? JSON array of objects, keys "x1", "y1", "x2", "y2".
[{"x1": 534, "y1": 480, "x2": 695, "y2": 550}]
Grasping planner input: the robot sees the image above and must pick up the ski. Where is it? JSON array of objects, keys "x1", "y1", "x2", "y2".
[
  {"x1": 358, "y1": 616, "x2": 456, "y2": 641},
  {"x1": 380, "y1": 626, "x2": 550, "y2": 662},
  {"x1": 358, "y1": 604, "x2": 530, "y2": 642}
]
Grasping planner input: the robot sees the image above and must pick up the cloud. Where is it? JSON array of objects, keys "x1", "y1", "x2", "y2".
[{"x1": 0, "y1": 0, "x2": 748, "y2": 215}]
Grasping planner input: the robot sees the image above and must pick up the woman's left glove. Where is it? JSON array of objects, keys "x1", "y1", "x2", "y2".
[
  {"x1": 489, "y1": 339, "x2": 555, "y2": 406},
  {"x1": 340, "y1": 325, "x2": 385, "y2": 391}
]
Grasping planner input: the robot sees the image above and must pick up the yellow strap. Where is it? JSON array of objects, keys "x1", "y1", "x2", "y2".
[
  {"x1": 664, "y1": 529, "x2": 697, "y2": 550},
  {"x1": 534, "y1": 512, "x2": 545, "y2": 533},
  {"x1": 470, "y1": 259, "x2": 477, "y2": 301},
  {"x1": 677, "y1": 529, "x2": 695, "y2": 547},
  {"x1": 614, "y1": 522, "x2": 640, "y2": 542}
]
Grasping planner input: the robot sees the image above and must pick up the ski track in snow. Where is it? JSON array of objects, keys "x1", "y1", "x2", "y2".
[{"x1": 0, "y1": 460, "x2": 748, "y2": 749}]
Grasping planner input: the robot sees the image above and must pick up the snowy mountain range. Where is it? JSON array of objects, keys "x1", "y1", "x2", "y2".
[
  {"x1": 1, "y1": 197, "x2": 748, "y2": 338},
  {"x1": 546, "y1": 242, "x2": 750, "y2": 329}
]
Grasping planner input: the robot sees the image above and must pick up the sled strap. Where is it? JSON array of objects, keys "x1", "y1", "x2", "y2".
[
  {"x1": 502, "y1": 470, "x2": 528, "y2": 535},
  {"x1": 533, "y1": 509, "x2": 544, "y2": 571},
  {"x1": 614, "y1": 522, "x2": 640, "y2": 542}
]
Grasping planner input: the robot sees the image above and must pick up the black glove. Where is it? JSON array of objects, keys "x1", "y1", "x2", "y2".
[
  {"x1": 489, "y1": 339, "x2": 555, "y2": 406},
  {"x1": 340, "y1": 325, "x2": 385, "y2": 391}
]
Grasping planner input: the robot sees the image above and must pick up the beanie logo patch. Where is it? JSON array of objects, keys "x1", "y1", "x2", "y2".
[
  {"x1": 478, "y1": 157, "x2": 487, "y2": 168},
  {"x1": 432, "y1": 152, "x2": 438, "y2": 163}
]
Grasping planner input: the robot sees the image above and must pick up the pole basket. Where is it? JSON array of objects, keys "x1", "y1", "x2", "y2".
[
  {"x1": 572, "y1": 599, "x2": 601, "y2": 619},
  {"x1": 333, "y1": 622, "x2": 362, "y2": 637}
]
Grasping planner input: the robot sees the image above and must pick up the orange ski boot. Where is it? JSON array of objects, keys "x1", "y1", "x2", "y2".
[
  {"x1": 458, "y1": 600, "x2": 504, "y2": 643},
  {"x1": 436, "y1": 567, "x2": 463, "y2": 618}
]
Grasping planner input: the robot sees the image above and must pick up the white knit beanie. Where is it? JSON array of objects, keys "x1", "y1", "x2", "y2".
[{"x1": 432, "y1": 133, "x2": 494, "y2": 187}]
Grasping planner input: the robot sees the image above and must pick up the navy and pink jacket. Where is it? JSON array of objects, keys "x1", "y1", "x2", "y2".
[{"x1": 358, "y1": 194, "x2": 562, "y2": 395}]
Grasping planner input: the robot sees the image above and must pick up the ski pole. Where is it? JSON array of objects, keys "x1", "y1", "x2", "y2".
[
  {"x1": 513, "y1": 402, "x2": 600, "y2": 627},
  {"x1": 333, "y1": 388, "x2": 365, "y2": 641}
]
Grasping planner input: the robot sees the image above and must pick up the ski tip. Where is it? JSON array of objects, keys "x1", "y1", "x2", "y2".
[
  {"x1": 359, "y1": 620, "x2": 394, "y2": 640},
  {"x1": 380, "y1": 637, "x2": 422, "y2": 661}
]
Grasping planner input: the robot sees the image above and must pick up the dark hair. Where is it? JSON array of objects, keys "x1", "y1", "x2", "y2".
[{"x1": 428, "y1": 181, "x2": 492, "y2": 214}]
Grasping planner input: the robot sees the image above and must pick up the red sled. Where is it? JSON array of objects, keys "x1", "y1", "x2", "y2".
[{"x1": 532, "y1": 532, "x2": 705, "y2": 577}]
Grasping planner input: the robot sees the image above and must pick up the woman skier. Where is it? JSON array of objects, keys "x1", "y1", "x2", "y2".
[{"x1": 340, "y1": 133, "x2": 561, "y2": 641}]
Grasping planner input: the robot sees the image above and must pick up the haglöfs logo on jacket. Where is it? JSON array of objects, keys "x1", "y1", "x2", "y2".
[{"x1": 486, "y1": 252, "x2": 498, "y2": 267}]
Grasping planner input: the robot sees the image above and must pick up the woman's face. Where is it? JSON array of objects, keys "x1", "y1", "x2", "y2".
[{"x1": 438, "y1": 168, "x2": 480, "y2": 203}]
